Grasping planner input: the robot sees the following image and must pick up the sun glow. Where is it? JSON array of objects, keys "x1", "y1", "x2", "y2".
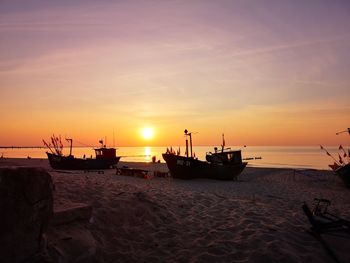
[{"x1": 141, "y1": 127, "x2": 154, "y2": 140}]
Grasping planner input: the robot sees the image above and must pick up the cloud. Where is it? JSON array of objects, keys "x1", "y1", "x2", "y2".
[{"x1": 224, "y1": 34, "x2": 350, "y2": 58}]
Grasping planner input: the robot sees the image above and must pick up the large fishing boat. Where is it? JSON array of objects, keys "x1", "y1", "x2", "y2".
[
  {"x1": 162, "y1": 130, "x2": 247, "y2": 180},
  {"x1": 44, "y1": 136, "x2": 120, "y2": 170}
]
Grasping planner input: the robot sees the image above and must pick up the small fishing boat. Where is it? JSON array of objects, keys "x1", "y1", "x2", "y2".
[
  {"x1": 162, "y1": 130, "x2": 247, "y2": 180},
  {"x1": 321, "y1": 128, "x2": 350, "y2": 188},
  {"x1": 44, "y1": 136, "x2": 120, "y2": 170}
]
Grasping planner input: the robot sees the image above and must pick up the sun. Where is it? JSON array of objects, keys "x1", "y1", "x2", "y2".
[{"x1": 141, "y1": 127, "x2": 154, "y2": 140}]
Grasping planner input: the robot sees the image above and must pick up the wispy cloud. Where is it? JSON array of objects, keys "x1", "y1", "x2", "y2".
[{"x1": 226, "y1": 34, "x2": 350, "y2": 58}]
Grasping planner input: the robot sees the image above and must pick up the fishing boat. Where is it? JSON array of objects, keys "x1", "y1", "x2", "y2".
[
  {"x1": 162, "y1": 130, "x2": 247, "y2": 180},
  {"x1": 44, "y1": 136, "x2": 120, "y2": 170},
  {"x1": 335, "y1": 163, "x2": 350, "y2": 187},
  {"x1": 321, "y1": 128, "x2": 350, "y2": 188}
]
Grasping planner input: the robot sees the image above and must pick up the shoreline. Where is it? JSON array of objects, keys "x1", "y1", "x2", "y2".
[
  {"x1": 0, "y1": 157, "x2": 333, "y2": 172},
  {"x1": 0, "y1": 145, "x2": 343, "y2": 170}
]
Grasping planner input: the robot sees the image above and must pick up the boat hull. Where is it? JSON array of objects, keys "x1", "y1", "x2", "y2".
[
  {"x1": 47, "y1": 153, "x2": 120, "y2": 170},
  {"x1": 335, "y1": 163, "x2": 350, "y2": 187},
  {"x1": 162, "y1": 153, "x2": 247, "y2": 180}
]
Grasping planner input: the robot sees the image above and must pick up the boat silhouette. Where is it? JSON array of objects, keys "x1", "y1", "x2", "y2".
[
  {"x1": 162, "y1": 130, "x2": 247, "y2": 180},
  {"x1": 322, "y1": 128, "x2": 350, "y2": 187},
  {"x1": 44, "y1": 136, "x2": 120, "y2": 170}
]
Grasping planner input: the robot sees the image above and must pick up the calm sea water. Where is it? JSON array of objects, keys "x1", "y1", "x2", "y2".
[{"x1": 1, "y1": 146, "x2": 348, "y2": 170}]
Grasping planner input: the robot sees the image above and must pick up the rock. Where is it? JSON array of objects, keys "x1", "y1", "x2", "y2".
[{"x1": 0, "y1": 167, "x2": 53, "y2": 263}]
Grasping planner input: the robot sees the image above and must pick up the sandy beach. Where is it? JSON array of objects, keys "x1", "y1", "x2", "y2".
[{"x1": 1, "y1": 158, "x2": 350, "y2": 263}]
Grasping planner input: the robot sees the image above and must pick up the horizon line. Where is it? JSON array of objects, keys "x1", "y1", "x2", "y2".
[{"x1": 1, "y1": 145, "x2": 348, "y2": 149}]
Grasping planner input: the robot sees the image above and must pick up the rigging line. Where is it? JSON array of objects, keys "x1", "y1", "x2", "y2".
[
  {"x1": 120, "y1": 155, "x2": 151, "y2": 158},
  {"x1": 73, "y1": 139, "x2": 95, "y2": 148}
]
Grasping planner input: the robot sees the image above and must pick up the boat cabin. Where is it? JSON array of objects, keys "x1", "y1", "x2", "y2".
[
  {"x1": 206, "y1": 150, "x2": 243, "y2": 165},
  {"x1": 95, "y1": 148, "x2": 116, "y2": 160}
]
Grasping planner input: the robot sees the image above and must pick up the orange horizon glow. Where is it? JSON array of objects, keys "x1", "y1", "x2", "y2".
[{"x1": 1, "y1": 122, "x2": 349, "y2": 148}]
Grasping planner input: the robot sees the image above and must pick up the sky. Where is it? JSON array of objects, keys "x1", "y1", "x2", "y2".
[{"x1": 0, "y1": 0, "x2": 349, "y2": 147}]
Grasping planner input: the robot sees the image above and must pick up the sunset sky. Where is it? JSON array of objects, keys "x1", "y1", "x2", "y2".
[{"x1": 1, "y1": 0, "x2": 349, "y2": 147}]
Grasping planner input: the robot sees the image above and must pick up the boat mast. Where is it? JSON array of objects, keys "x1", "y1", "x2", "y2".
[
  {"x1": 189, "y1": 132, "x2": 193, "y2": 158},
  {"x1": 66, "y1": 138, "x2": 73, "y2": 156},
  {"x1": 184, "y1": 129, "x2": 189, "y2": 157},
  {"x1": 221, "y1": 133, "x2": 225, "y2": 153},
  {"x1": 184, "y1": 129, "x2": 193, "y2": 158}
]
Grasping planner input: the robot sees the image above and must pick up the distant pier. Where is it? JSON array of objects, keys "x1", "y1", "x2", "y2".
[{"x1": 0, "y1": 146, "x2": 45, "y2": 149}]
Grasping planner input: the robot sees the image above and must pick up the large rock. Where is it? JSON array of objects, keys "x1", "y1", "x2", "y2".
[{"x1": 0, "y1": 167, "x2": 53, "y2": 263}]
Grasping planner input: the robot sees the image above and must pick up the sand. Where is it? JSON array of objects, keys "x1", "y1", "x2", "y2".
[{"x1": 1, "y1": 158, "x2": 350, "y2": 263}]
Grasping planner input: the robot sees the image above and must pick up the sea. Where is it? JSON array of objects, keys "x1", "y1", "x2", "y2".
[{"x1": 1, "y1": 146, "x2": 348, "y2": 170}]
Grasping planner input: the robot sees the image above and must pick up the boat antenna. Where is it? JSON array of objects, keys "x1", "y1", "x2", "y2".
[{"x1": 336, "y1": 128, "x2": 350, "y2": 135}]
